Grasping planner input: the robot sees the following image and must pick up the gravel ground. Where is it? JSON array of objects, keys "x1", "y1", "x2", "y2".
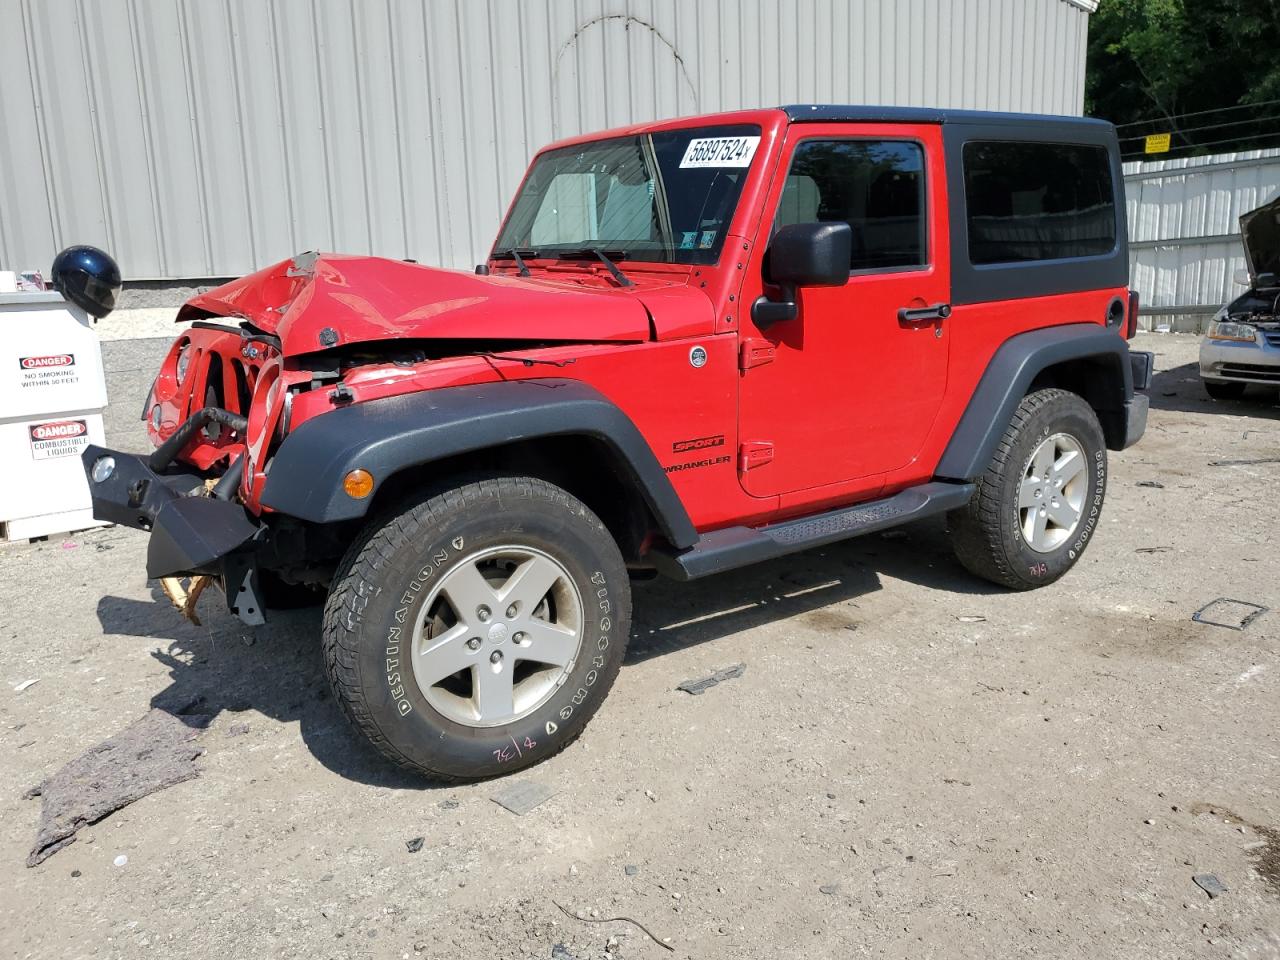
[{"x1": 2, "y1": 332, "x2": 1278, "y2": 960}]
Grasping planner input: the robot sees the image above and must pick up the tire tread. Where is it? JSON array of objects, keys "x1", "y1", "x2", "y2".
[{"x1": 949, "y1": 388, "x2": 1094, "y2": 590}]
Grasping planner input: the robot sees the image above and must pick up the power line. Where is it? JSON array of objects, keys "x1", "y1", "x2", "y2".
[
  {"x1": 1121, "y1": 128, "x2": 1280, "y2": 160},
  {"x1": 1113, "y1": 97, "x2": 1280, "y2": 130},
  {"x1": 1118, "y1": 114, "x2": 1280, "y2": 144}
]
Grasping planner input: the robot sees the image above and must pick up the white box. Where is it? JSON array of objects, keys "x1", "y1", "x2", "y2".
[{"x1": 0, "y1": 292, "x2": 110, "y2": 541}]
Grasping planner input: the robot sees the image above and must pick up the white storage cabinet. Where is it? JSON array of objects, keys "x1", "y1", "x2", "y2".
[{"x1": 0, "y1": 291, "x2": 109, "y2": 540}]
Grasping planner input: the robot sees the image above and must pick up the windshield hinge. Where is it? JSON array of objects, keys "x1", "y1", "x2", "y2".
[
  {"x1": 739, "y1": 441, "x2": 774, "y2": 472},
  {"x1": 739, "y1": 338, "x2": 776, "y2": 371}
]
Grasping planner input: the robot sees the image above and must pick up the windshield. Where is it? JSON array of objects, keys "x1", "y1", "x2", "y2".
[{"x1": 494, "y1": 124, "x2": 762, "y2": 266}]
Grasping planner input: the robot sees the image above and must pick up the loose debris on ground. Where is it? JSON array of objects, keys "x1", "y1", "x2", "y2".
[
  {"x1": 1192, "y1": 874, "x2": 1228, "y2": 899},
  {"x1": 553, "y1": 900, "x2": 673, "y2": 951},
  {"x1": 675, "y1": 663, "x2": 746, "y2": 695},
  {"x1": 1190, "y1": 803, "x2": 1280, "y2": 897},
  {"x1": 1191, "y1": 598, "x2": 1269, "y2": 630},
  {"x1": 24, "y1": 709, "x2": 209, "y2": 866},
  {"x1": 490, "y1": 780, "x2": 556, "y2": 816},
  {"x1": 158, "y1": 574, "x2": 214, "y2": 626}
]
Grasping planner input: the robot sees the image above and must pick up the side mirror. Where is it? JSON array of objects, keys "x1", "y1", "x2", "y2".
[
  {"x1": 752, "y1": 222, "x2": 852, "y2": 326},
  {"x1": 1233, "y1": 267, "x2": 1251, "y2": 286}
]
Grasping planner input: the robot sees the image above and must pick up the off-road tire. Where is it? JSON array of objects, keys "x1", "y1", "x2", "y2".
[
  {"x1": 1203, "y1": 379, "x2": 1246, "y2": 401},
  {"x1": 948, "y1": 388, "x2": 1107, "y2": 590},
  {"x1": 322, "y1": 476, "x2": 630, "y2": 781}
]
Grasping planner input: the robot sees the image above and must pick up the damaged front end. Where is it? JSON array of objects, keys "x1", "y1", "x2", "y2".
[
  {"x1": 83, "y1": 250, "x2": 663, "y2": 626},
  {"x1": 82, "y1": 278, "x2": 295, "y2": 625},
  {"x1": 82, "y1": 426, "x2": 267, "y2": 625},
  {"x1": 83, "y1": 256, "x2": 326, "y2": 626}
]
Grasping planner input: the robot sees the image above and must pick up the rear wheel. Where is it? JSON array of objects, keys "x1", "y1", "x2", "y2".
[
  {"x1": 949, "y1": 388, "x2": 1107, "y2": 590},
  {"x1": 1203, "y1": 379, "x2": 1246, "y2": 400},
  {"x1": 322, "y1": 476, "x2": 630, "y2": 781}
]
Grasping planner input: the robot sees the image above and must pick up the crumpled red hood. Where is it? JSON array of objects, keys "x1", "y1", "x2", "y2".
[{"x1": 179, "y1": 252, "x2": 712, "y2": 355}]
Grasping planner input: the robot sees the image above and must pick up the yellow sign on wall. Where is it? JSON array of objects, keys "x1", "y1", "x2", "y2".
[{"x1": 1144, "y1": 133, "x2": 1172, "y2": 154}]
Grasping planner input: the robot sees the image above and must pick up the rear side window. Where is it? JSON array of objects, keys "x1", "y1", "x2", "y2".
[
  {"x1": 776, "y1": 140, "x2": 926, "y2": 272},
  {"x1": 963, "y1": 141, "x2": 1116, "y2": 264}
]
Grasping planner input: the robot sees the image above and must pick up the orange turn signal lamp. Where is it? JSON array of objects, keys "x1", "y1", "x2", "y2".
[{"x1": 343, "y1": 468, "x2": 375, "y2": 499}]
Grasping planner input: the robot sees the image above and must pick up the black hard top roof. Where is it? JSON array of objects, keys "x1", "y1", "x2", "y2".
[{"x1": 781, "y1": 104, "x2": 1113, "y2": 130}]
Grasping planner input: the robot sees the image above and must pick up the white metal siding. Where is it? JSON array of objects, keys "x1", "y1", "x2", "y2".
[
  {"x1": 1124, "y1": 149, "x2": 1280, "y2": 330},
  {"x1": 0, "y1": 0, "x2": 1092, "y2": 281}
]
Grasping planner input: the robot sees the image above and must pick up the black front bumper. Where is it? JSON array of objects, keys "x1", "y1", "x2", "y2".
[{"x1": 81, "y1": 445, "x2": 265, "y2": 621}]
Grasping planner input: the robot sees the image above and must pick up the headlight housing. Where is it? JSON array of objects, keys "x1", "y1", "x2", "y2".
[{"x1": 1207, "y1": 316, "x2": 1258, "y2": 342}]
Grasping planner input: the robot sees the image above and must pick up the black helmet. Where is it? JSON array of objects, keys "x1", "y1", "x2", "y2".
[{"x1": 50, "y1": 245, "x2": 121, "y2": 319}]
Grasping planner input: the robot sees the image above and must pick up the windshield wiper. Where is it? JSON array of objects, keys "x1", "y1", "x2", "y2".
[
  {"x1": 555, "y1": 247, "x2": 634, "y2": 287},
  {"x1": 493, "y1": 247, "x2": 536, "y2": 276}
]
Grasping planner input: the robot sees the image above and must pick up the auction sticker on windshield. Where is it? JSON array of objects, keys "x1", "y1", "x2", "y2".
[{"x1": 680, "y1": 136, "x2": 760, "y2": 168}]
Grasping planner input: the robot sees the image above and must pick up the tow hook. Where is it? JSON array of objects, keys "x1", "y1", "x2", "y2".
[{"x1": 127, "y1": 477, "x2": 151, "y2": 510}]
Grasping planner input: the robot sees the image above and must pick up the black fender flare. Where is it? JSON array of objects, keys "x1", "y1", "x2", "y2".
[
  {"x1": 259, "y1": 378, "x2": 698, "y2": 549},
  {"x1": 935, "y1": 323, "x2": 1135, "y2": 482}
]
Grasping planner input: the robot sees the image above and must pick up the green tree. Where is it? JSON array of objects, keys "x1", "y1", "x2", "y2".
[{"x1": 1086, "y1": 0, "x2": 1280, "y2": 154}]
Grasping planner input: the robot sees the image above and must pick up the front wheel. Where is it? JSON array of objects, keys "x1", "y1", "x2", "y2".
[
  {"x1": 322, "y1": 476, "x2": 631, "y2": 781},
  {"x1": 949, "y1": 388, "x2": 1107, "y2": 590}
]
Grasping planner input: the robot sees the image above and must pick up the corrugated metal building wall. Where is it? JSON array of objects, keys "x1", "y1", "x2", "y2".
[
  {"x1": 0, "y1": 0, "x2": 1095, "y2": 281},
  {"x1": 1124, "y1": 149, "x2": 1280, "y2": 332}
]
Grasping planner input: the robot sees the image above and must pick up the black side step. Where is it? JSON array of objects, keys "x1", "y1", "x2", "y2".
[{"x1": 648, "y1": 481, "x2": 975, "y2": 581}]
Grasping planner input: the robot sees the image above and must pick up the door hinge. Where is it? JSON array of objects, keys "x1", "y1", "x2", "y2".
[
  {"x1": 739, "y1": 338, "x2": 776, "y2": 371},
  {"x1": 739, "y1": 440, "x2": 774, "y2": 471}
]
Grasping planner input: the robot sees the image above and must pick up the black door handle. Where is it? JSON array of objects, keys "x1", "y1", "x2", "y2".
[{"x1": 898, "y1": 303, "x2": 951, "y2": 323}]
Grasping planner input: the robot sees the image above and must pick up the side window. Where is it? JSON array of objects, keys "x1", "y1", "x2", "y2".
[
  {"x1": 963, "y1": 141, "x2": 1116, "y2": 264},
  {"x1": 775, "y1": 140, "x2": 926, "y2": 272}
]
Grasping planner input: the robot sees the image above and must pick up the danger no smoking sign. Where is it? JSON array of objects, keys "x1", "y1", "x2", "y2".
[{"x1": 17, "y1": 353, "x2": 79, "y2": 390}]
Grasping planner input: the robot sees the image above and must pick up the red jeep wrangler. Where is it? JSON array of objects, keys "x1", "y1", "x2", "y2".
[{"x1": 84, "y1": 106, "x2": 1151, "y2": 780}]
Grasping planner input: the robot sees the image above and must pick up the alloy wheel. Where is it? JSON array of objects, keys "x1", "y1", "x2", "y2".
[
  {"x1": 411, "y1": 545, "x2": 584, "y2": 727},
  {"x1": 1018, "y1": 432, "x2": 1087, "y2": 553}
]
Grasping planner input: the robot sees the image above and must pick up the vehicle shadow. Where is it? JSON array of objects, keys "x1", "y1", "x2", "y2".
[
  {"x1": 93, "y1": 517, "x2": 998, "y2": 785},
  {"x1": 628, "y1": 515, "x2": 1003, "y2": 663},
  {"x1": 96, "y1": 585, "x2": 433, "y2": 790},
  {"x1": 1148, "y1": 359, "x2": 1280, "y2": 416}
]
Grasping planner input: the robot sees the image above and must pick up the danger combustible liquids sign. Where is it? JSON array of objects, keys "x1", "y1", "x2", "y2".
[{"x1": 29, "y1": 418, "x2": 89, "y2": 461}]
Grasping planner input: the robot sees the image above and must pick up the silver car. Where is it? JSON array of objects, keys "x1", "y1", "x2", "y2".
[{"x1": 1200, "y1": 193, "x2": 1280, "y2": 400}]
